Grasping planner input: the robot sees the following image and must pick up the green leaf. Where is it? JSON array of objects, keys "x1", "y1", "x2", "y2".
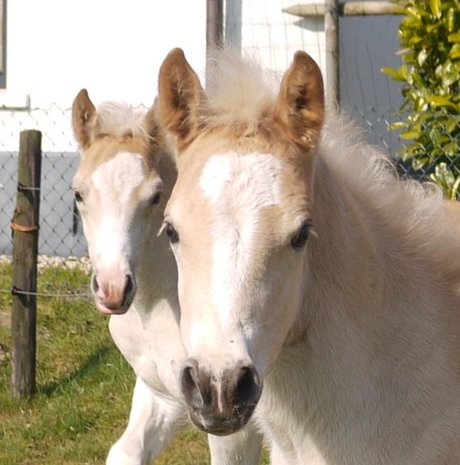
[
  {"x1": 389, "y1": 122, "x2": 408, "y2": 130},
  {"x1": 389, "y1": 0, "x2": 460, "y2": 198},
  {"x1": 449, "y1": 44, "x2": 460, "y2": 59},
  {"x1": 426, "y1": 95, "x2": 456, "y2": 108},
  {"x1": 408, "y1": 35, "x2": 423, "y2": 46},
  {"x1": 430, "y1": 0, "x2": 442, "y2": 19},
  {"x1": 442, "y1": 71, "x2": 459, "y2": 88},
  {"x1": 435, "y1": 64, "x2": 444, "y2": 77},
  {"x1": 399, "y1": 64, "x2": 410, "y2": 80},
  {"x1": 431, "y1": 147, "x2": 444, "y2": 158},
  {"x1": 412, "y1": 157, "x2": 430, "y2": 170},
  {"x1": 448, "y1": 32, "x2": 460, "y2": 43},
  {"x1": 426, "y1": 23, "x2": 441, "y2": 34},
  {"x1": 407, "y1": 6, "x2": 421, "y2": 17},
  {"x1": 433, "y1": 162, "x2": 455, "y2": 184},
  {"x1": 442, "y1": 142, "x2": 460, "y2": 156},
  {"x1": 415, "y1": 96, "x2": 428, "y2": 111},
  {"x1": 447, "y1": 118, "x2": 460, "y2": 132},
  {"x1": 381, "y1": 67, "x2": 405, "y2": 81},
  {"x1": 417, "y1": 49, "x2": 428, "y2": 66},
  {"x1": 452, "y1": 176, "x2": 460, "y2": 199},
  {"x1": 447, "y1": 8, "x2": 456, "y2": 32},
  {"x1": 400, "y1": 130, "x2": 420, "y2": 140}
]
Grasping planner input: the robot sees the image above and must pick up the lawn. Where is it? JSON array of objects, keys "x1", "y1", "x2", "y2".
[{"x1": 0, "y1": 262, "x2": 210, "y2": 465}]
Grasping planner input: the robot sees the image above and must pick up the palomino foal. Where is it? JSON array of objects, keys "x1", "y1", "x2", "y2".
[
  {"x1": 157, "y1": 48, "x2": 460, "y2": 465},
  {"x1": 72, "y1": 89, "x2": 262, "y2": 465}
]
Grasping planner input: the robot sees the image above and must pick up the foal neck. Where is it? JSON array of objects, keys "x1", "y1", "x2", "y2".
[{"x1": 301, "y1": 152, "x2": 387, "y2": 332}]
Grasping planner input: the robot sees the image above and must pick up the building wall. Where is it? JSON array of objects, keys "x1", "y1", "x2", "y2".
[{"x1": 1, "y1": 0, "x2": 207, "y2": 110}]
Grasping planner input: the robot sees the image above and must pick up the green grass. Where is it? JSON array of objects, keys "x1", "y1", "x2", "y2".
[{"x1": 0, "y1": 262, "x2": 210, "y2": 465}]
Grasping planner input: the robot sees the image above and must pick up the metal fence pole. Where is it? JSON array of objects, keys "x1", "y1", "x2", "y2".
[
  {"x1": 10, "y1": 129, "x2": 42, "y2": 398},
  {"x1": 283, "y1": 1, "x2": 402, "y2": 108},
  {"x1": 206, "y1": 0, "x2": 224, "y2": 86},
  {"x1": 324, "y1": 0, "x2": 340, "y2": 106}
]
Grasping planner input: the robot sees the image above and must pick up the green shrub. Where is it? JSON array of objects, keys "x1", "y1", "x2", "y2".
[{"x1": 382, "y1": 0, "x2": 460, "y2": 199}]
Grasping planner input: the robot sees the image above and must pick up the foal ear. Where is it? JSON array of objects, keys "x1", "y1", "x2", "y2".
[
  {"x1": 275, "y1": 51, "x2": 325, "y2": 152},
  {"x1": 72, "y1": 89, "x2": 97, "y2": 150},
  {"x1": 157, "y1": 48, "x2": 205, "y2": 150},
  {"x1": 143, "y1": 100, "x2": 166, "y2": 150}
]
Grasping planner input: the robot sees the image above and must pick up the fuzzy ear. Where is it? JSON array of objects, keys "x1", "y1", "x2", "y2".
[
  {"x1": 143, "y1": 99, "x2": 166, "y2": 151},
  {"x1": 275, "y1": 51, "x2": 325, "y2": 152},
  {"x1": 157, "y1": 48, "x2": 205, "y2": 150},
  {"x1": 72, "y1": 89, "x2": 97, "y2": 150}
]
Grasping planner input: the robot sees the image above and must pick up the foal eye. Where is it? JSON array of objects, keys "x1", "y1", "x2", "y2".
[
  {"x1": 74, "y1": 191, "x2": 83, "y2": 203},
  {"x1": 291, "y1": 220, "x2": 312, "y2": 251},
  {"x1": 151, "y1": 192, "x2": 161, "y2": 206},
  {"x1": 162, "y1": 221, "x2": 179, "y2": 244}
]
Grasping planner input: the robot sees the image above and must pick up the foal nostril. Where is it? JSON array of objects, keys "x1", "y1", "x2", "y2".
[
  {"x1": 180, "y1": 359, "x2": 206, "y2": 409},
  {"x1": 91, "y1": 274, "x2": 99, "y2": 293},
  {"x1": 124, "y1": 274, "x2": 135, "y2": 297},
  {"x1": 181, "y1": 362, "x2": 197, "y2": 394},
  {"x1": 234, "y1": 365, "x2": 260, "y2": 405}
]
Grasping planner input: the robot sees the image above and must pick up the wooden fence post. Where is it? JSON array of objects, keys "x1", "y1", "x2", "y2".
[{"x1": 10, "y1": 130, "x2": 42, "y2": 398}]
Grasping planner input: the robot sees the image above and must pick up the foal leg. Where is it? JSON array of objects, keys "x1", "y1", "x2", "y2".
[
  {"x1": 207, "y1": 420, "x2": 263, "y2": 465},
  {"x1": 106, "y1": 376, "x2": 185, "y2": 465}
]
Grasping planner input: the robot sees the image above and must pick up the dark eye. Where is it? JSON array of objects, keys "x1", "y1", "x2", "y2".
[
  {"x1": 151, "y1": 192, "x2": 161, "y2": 206},
  {"x1": 74, "y1": 191, "x2": 83, "y2": 203},
  {"x1": 164, "y1": 221, "x2": 179, "y2": 244},
  {"x1": 290, "y1": 220, "x2": 312, "y2": 251}
]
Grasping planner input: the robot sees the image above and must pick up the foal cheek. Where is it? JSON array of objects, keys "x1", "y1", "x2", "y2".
[
  {"x1": 253, "y1": 261, "x2": 305, "y2": 368},
  {"x1": 79, "y1": 216, "x2": 97, "y2": 260}
]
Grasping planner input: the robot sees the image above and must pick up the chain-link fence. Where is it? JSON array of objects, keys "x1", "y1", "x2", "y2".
[
  {"x1": 0, "y1": 106, "x2": 87, "y2": 257},
  {"x1": 1, "y1": 102, "x2": 459, "y2": 257}
]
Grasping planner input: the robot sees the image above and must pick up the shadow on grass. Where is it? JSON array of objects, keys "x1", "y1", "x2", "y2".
[{"x1": 38, "y1": 345, "x2": 113, "y2": 397}]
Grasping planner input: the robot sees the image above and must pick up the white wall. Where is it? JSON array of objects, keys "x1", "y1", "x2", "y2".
[
  {"x1": 1, "y1": 0, "x2": 325, "y2": 108},
  {"x1": 1, "y1": 0, "x2": 207, "y2": 108}
]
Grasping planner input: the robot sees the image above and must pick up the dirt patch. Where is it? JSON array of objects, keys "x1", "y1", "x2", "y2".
[{"x1": 0, "y1": 310, "x2": 9, "y2": 328}]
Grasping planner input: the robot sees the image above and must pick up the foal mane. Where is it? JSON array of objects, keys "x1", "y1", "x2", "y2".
[
  {"x1": 96, "y1": 101, "x2": 148, "y2": 140},
  {"x1": 204, "y1": 50, "x2": 279, "y2": 130},
  {"x1": 317, "y1": 112, "x2": 460, "y2": 280}
]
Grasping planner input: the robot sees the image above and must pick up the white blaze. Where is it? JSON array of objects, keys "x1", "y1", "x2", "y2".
[
  {"x1": 90, "y1": 151, "x2": 144, "y2": 268},
  {"x1": 199, "y1": 151, "x2": 282, "y2": 325}
]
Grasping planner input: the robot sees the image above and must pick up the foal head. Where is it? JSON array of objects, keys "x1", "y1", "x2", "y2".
[
  {"x1": 72, "y1": 89, "x2": 174, "y2": 315},
  {"x1": 157, "y1": 49, "x2": 324, "y2": 434}
]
